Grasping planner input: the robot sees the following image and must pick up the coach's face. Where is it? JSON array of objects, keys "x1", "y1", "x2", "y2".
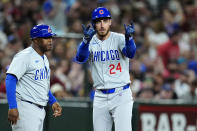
[
  {"x1": 95, "y1": 18, "x2": 111, "y2": 37},
  {"x1": 37, "y1": 37, "x2": 53, "y2": 52}
]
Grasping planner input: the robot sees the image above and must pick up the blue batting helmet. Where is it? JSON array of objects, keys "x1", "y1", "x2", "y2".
[
  {"x1": 91, "y1": 7, "x2": 111, "y2": 22},
  {"x1": 30, "y1": 24, "x2": 56, "y2": 39}
]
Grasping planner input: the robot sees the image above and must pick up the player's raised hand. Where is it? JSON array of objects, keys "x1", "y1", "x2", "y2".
[
  {"x1": 8, "y1": 108, "x2": 19, "y2": 125},
  {"x1": 124, "y1": 22, "x2": 135, "y2": 39},
  {"x1": 52, "y1": 102, "x2": 62, "y2": 117},
  {"x1": 82, "y1": 24, "x2": 96, "y2": 44}
]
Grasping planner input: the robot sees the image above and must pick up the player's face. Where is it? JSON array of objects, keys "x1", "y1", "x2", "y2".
[
  {"x1": 37, "y1": 37, "x2": 53, "y2": 52},
  {"x1": 95, "y1": 18, "x2": 111, "y2": 37}
]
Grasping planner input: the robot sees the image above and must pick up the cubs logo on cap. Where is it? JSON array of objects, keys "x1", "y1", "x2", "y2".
[
  {"x1": 91, "y1": 7, "x2": 111, "y2": 21},
  {"x1": 99, "y1": 10, "x2": 104, "y2": 14},
  {"x1": 48, "y1": 26, "x2": 52, "y2": 33}
]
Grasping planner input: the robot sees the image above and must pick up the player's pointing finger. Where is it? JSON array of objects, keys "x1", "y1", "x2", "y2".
[{"x1": 82, "y1": 24, "x2": 86, "y2": 31}]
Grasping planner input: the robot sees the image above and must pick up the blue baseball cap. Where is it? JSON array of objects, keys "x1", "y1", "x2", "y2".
[
  {"x1": 30, "y1": 24, "x2": 56, "y2": 39},
  {"x1": 91, "y1": 7, "x2": 111, "y2": 21}
]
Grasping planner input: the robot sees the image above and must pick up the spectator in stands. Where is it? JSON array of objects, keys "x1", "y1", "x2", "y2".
[
  {"x1": 68, "y1": 62, "x2": 85, "y2": 96},
  {"x1": 155, "y1": 83, "x2": 178, "y2": 100},
  {"x1": 136, "y1": 88, "x2": 154, "y2": 100},
  {"x1": 64, "y1": 39, "x2": 77, "y2": 61},
  {"x1": 43, "y1": 0, "x2": 67, "y2": 35},
  {"x1": 174, "y1": 71, "x2": 190, "y2": 98},
  {"x1": 0, "y1": 73, "x2": 6, "y2": 98},
  {"x1": 162, "y1": 59, "x2": 180, "y2": 80},
  {"x1": 181, "y1": 79, "x2": 197, "y2": 100},
  {"x1": 157, "y1": 29, "x2": 181, "y2": 68},
  {"x1": 146, "y1": 20, "x2": 169, "y2": 59},
  {"x1": 52, "y1": 41, "x2": 67, "y2": 63},
  {"x1": 0, "y1": 30, "x2": 8, "y2": 49},
  {"x1": 51, "y1": 83, "x2": 67, "y2": 99},
  {"x1": 55, "y1": 59, "x2": 72, "y2": 93},
  {"x1": 152, "y1": 73, "x2": 164, "y2": 96}
]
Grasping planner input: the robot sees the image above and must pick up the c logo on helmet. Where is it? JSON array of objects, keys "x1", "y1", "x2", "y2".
[
  {"x1": 48, "y1": 27, "x2": 52, "y2": 33},
  {"x1": 99, "y1": 10, "x2": 104, "y2": 14}
]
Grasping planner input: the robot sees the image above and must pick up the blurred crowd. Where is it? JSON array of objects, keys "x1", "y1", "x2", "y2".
[{"x1": 0, "y1": 0, "x2": 197, "y2": 101}]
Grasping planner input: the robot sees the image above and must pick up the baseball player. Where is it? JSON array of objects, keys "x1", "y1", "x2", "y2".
[
  {"x1": 5, "y1": 24, "x2": 62, "y2": 131},
  {"x1": 75, "y1": 7, "x2": 136, "y2": 131}
]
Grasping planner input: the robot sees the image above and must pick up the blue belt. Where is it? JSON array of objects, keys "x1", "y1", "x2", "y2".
[{"x1": 100, "y1": 84, "x2": 130, "y2": 94}]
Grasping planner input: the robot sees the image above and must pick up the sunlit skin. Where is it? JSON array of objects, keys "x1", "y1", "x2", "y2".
[
  {"x1": 32, "y1": 37, "x2": 53, "y2": 56},
  {"x1": 95, "y1": 18, "x2": 111, "y2": 41}
]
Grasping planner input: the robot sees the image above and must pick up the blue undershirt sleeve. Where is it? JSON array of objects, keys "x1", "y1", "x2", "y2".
[
  {"x1": 122, "y1": 38, "x2": 136, "y2": 59},
  {"x1": 74, "y1": 42, "x2": 90, "y2": 64},
  {"x1": 48, "y1": 90, "x2": 57, "y2": 105},
  {"x1": 5, "y1": 74, "x2": 18, "y2": 109}
]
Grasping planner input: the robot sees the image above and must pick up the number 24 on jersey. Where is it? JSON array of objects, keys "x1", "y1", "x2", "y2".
[{"x1": 109, "y1": 62, "x2": 122, "y2": 74}]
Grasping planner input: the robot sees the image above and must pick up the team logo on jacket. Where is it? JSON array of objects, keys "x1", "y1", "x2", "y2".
[
  {"x1": 92, "y1": 49, "x2": 120, "y2": 62},
  {"x1": 35, "y1": 66, "x2": 50, "y2": 80}
]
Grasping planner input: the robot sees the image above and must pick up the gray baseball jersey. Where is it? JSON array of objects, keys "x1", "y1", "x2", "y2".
[
  {"x1": 88, "y1": 32, "x2": 130, "y2": 89},
  {"x1": 7, "y1": 47, "x2": 50, "y2": 106}
]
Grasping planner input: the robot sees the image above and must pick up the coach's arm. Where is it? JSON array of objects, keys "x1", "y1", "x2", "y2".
[
  {"x1": 6, "y1": 74, "x2": 19, "y2": 125},
  {"x1": 48, "y1": 91, "x2": 62, "y2": 117}
]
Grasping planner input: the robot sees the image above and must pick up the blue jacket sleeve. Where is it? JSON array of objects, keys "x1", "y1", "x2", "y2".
[
  {"x1": 48, "y1": 90, "x2": 57, "y2": 105},
  {"x1": 5, "y1": 74, "x2": 18, "y2": 109},
  {"x1": 74, "y1": 42, "x2": 90, "y2": 64},
  {"x1": 122, "y1": 38, "x2": 136, "y2": 59}
]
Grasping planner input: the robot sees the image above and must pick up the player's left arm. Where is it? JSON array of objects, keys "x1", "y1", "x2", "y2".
[
  {"x1": 122, "y1": 22, "x2": 136, "y2": 58},
  {"x1": 48, "y1": 91, "x2": 62, "y2": 117},
  {"x1": 6, "y1": 74, "x2": 19, "y2": 125}
]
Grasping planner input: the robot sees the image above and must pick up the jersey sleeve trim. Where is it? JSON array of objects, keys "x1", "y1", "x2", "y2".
[
  {"x1": 48, "y1": 90, "x2": 57, "y2": 105},
  {"x1": 122, "y1": 38, "x2": 136, "y2": 58},
  {"x1": 74, "y1": 42, "x2": 90, "y2": 63},
  {"x1": 6, "y1": 73, "x2": 19, "y2": 81},
  {"x1": 5, "y1": 74, "x2": 18, "y2": 109}
]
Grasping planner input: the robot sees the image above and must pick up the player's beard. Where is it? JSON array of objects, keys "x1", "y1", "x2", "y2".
[
  {"x1": 97, "y1": 27, "x2": 110, "y2": 38},
  {"x1": 40, "y1": 43, "x2": 53, "y2": 53}
]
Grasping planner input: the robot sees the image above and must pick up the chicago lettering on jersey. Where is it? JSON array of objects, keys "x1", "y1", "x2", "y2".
[
  {"x1": 92, "y1": 49, "x2": 120, "y2": 62},
  {"x1": 34, "y1": 66, "x2": 50, "y2": 80}
]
